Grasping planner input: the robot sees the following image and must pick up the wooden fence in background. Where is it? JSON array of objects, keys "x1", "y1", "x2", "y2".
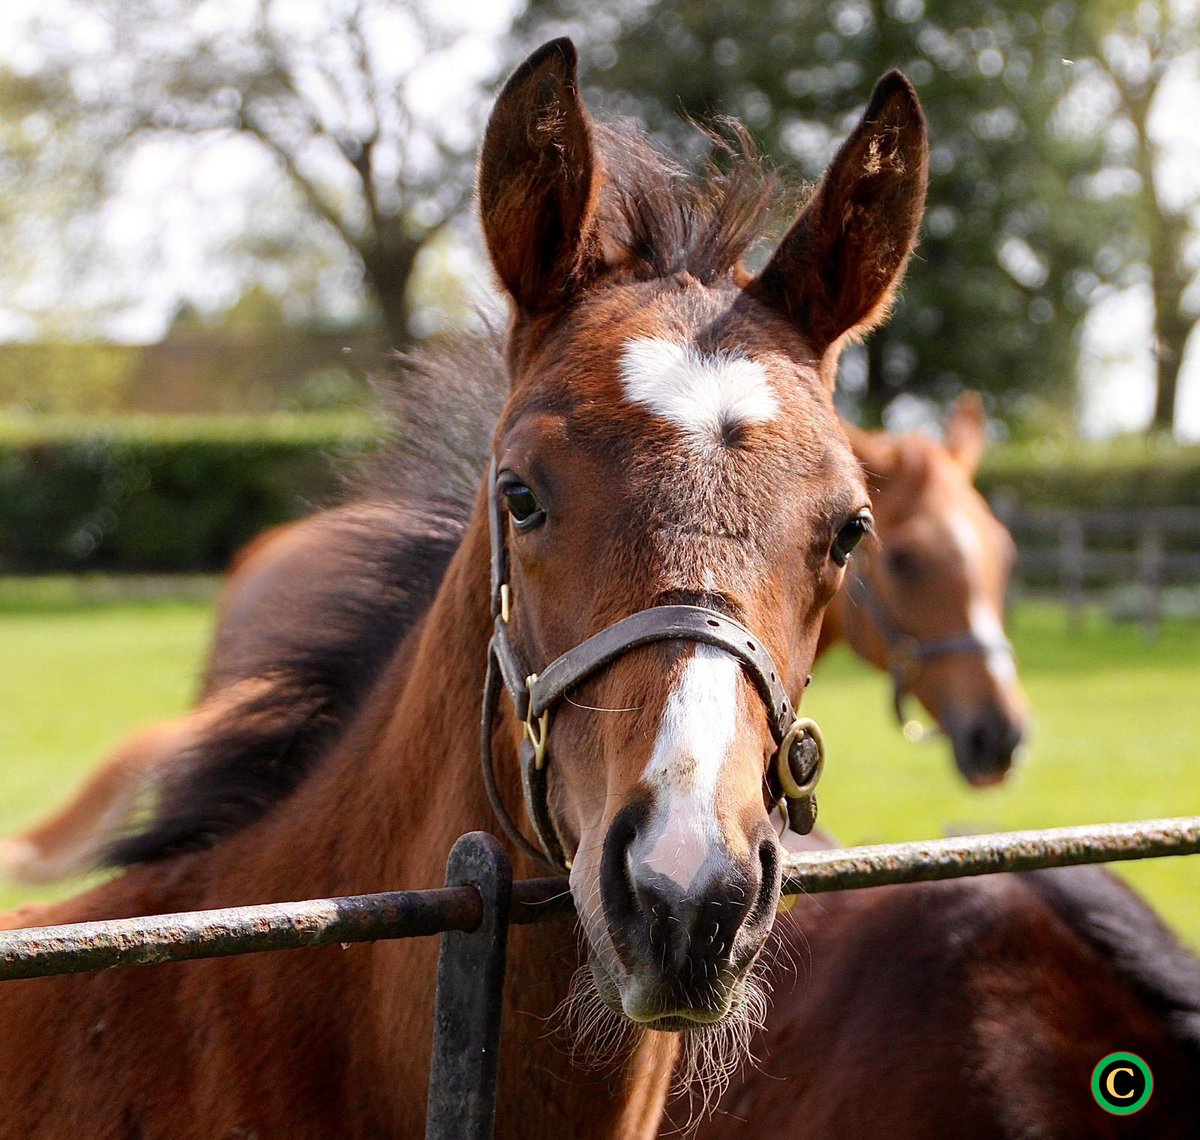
[{"x1": 996, "y1": 505, "x2": 1200, "y2": 635}]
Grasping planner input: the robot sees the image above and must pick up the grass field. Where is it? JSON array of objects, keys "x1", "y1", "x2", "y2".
[{"x1": 1, "y1": 584, "x2": 1198, "y2": 948}]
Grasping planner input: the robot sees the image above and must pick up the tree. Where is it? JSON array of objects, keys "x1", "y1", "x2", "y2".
[
  {"x1": 517, "y1": 0, "x2": 1122, "y2": 427},
  {"x1": 3, "y1": 0, "x2": 497, "y2": 349},
  {"x1": 1075, "y1": 0, "x2": 1200, "y2": 433}
]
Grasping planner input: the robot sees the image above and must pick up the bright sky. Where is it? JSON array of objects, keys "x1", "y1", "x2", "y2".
[{"x1": 1, "y1": 0, "x2": 1197, "y2": 439}]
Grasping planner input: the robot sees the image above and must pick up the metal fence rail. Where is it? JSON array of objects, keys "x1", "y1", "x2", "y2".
[
  {"x1": 3, "y1": 816, "x2": 1197, "y2": 982},
  {"x1": 3, "y1": 818, "x2": 1198, "y2": 1140}
]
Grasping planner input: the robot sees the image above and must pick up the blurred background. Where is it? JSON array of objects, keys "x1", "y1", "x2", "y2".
[{"x1": 1, "y1": 1, "x2": 1198, "y2": 941}]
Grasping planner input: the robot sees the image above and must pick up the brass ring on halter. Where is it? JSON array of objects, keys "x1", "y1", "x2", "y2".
[{"x1": 776, "y1": 716, "x2": 826, "y2": 800}]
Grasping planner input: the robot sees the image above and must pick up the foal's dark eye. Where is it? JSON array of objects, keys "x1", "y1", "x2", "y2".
[
  {"x1": 502, "y1": 482, "x2": 546, "y2": 531},
  {"x1": 831, "y1": 512, "x2": 872, "y2": 566}
]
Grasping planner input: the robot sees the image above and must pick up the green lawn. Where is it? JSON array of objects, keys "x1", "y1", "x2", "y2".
[{"x1": 1, "y1": 588, "x2": 1198, "y2": 948}]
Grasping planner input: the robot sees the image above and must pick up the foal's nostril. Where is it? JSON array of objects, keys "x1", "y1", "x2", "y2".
[
  {"x1": 599, "y1": 804, "x2": 643, "y2": 938},
  {"x1": 749, "y1": 838, "x2": 782, "y2": 926}
]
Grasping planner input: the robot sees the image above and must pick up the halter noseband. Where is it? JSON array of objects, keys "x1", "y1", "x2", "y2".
[
  {"x1": 846, "y1": 559, "x2": 1013, "y2": 741},
  {"x1": 481, "y1": 460, "x2": 825, "y2": 872}
]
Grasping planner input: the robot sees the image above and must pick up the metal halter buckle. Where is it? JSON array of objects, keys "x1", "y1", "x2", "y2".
[{"x1": 522, "y1": 675, "x2": 550, "y2": 771}]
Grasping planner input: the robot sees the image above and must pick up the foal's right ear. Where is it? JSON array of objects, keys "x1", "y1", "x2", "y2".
[
  {"x1": 478, "y1": 39, "x2": 601, "y2": 316},
  {"x1": 750, "y1": 71, "x2": 928, "y2": 377}
]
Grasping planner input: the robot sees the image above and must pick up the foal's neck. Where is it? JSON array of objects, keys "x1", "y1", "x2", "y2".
[{"x1": 334, "y1": 497, "x2": 682, "y2": 1137}]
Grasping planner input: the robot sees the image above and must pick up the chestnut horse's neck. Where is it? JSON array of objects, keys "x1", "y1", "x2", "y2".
[{"x1": 200, "y1": 492, "x2": 680, "y2": 1137}]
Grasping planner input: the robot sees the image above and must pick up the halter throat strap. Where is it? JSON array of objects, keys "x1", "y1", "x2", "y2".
[{"x1": 481, "y1": 460, "x2": 824, "y2": 872}]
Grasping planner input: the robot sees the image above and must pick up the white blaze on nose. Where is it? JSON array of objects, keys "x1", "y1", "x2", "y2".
[
  {"x1": 969, "y1": 600, "x2": 1018, "y2": 684},
  {"x1": 619, "y1": 337, "x2": 779, "y2": 444},
  {"x1": 947, "y1": 509, "x2": 1016, "y2": 686},
  {"x1": 639, "y1": 645, "x2": 741, "y2": 890}
]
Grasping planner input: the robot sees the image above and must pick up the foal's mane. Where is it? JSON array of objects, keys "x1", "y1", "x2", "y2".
[
  {"x1": 107, "y1": 116, "x2": 782, "y2": 867},
  {"x1": 107, "y1": 337, "x2": 502, "y2": 866}
]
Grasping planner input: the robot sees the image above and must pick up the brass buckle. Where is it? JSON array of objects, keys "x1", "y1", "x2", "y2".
[
  {"x1": 776, "y1": 716, "x2": 826, "y2": 800},
  {"x1": 523, "y1": 673, "x2": 550, "y2": 770}
]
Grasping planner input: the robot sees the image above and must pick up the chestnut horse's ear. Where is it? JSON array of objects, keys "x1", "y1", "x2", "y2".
[
  {"x1": 944, "y1": 390, "x2": 988, "y2": 475},
  {"x1": 478, "y1": 38, "x2": 601, "y2": 315},
  {"x1": 750, "y1": 71, "x2": 928, "y2": 375}
]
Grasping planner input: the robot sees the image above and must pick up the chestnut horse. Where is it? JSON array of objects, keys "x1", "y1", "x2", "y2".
[
  {"x1": 0, "y1": 41, "x2": 929, "y2": 1137},
  {"x1": 0, "y1": 395, "x2": 1027, "y2": 884},
  {"x1": 826, "y1": 395, "x2": 1028, "y2": 785}
]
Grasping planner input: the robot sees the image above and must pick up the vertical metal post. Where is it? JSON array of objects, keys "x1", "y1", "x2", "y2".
[{"x1": 425, "y1": 832, "x2": 512, "y2": 1140}]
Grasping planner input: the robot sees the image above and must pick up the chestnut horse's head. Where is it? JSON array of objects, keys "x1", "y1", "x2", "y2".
[
  {"x1": 845, "y1": 396, "x2": 1029, "y2": 786},
  {"x1": 479, "y1": 40, "x2": 927, "y2": 1031}
]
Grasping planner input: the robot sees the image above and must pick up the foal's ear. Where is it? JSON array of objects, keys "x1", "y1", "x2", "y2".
[
  {"x1": 751, "y1": 71, "x2": 928, "y2": 371},
  {"x1": 944, "y1": 390, "x2": 988, "y2": 475},
  {"x1": 478, "y1": 38, "x2": 601, "y2": 315}
]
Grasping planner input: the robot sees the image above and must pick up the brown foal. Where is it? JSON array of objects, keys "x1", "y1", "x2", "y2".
[{"x1": 0, "y1": 40, "x2": 929, "y2": 1138}]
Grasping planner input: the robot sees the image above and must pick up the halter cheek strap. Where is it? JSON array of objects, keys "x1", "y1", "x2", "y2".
[
  {"x1": 480, "y1": 460, "x2": 826, "y2": 873},
  {"x1": 846, "y1": 563, "x2": 1014, "y2": 739}
]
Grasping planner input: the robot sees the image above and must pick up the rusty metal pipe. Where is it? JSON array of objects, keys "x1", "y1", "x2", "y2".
[
  {"x1": 779, "y1": 816, "x2": 1200, "y2": 895},
  {"x1": 0, "y1": 885, "x2": 483, "y2": 981},
  {"x1": 2, "y1": 817, "x2": 1197, "y2": 982}
]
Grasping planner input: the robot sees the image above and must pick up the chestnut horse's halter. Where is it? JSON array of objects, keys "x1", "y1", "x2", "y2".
[
  {"x1": 845, "y1": 558, "x2": 1013, "y2": 741},
  {"x1": 480, "y1": 460, "x2": 825, "y2": 873}
]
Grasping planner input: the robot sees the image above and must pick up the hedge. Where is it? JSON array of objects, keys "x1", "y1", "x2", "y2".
[
  {"x1": 0, "y1": 414, "x2": 379, "y2": 573},
  {"x1": 977, "y1": 437, "x2": 1200, "y2": 511},
  {"x1": 2, "y1": 416, "x2": 1198, "y2": 573}
]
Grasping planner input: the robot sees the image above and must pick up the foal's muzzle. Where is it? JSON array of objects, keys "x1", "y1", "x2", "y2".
[{"x1": 598, "y1": 805, "x2": 781, "y2": 1024}]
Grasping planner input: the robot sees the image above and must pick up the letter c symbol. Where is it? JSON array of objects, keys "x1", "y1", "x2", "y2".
[{"x1": 1106, "y1": 1067, "x2": 1136, "y2": 1099}]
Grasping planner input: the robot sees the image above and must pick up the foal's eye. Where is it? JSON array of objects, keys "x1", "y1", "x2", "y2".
[
  {"x1": 831, "y1": 512, "x2": 872, "y2": 566},
  {"x1": 502, "y1": 482, "x2": 546, "y2": 531}
]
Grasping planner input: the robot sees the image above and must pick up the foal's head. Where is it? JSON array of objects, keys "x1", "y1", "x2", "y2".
[
  {"x1": 846, "y1": 396, "x2": 1029, "y2": 785},
  {"x1": 479, "y1": 41, "x2": 927, "y2": 1031}
]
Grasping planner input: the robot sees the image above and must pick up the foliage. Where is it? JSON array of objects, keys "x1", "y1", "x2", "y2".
[
  {"x1": 0, "y1": 413, "x2": 378, "y2": 573},
  {"x1": 1, "y1": 1, "x2": 501, "y2": 347},
  {"x1": 977, "y1": 434, "x2": 1200, "y2": 507},
  {"x1": 515, "y1": 0, "x2": 1131, "y2": 424},
  {"x1": 1064, "y1": 0, "x2": 1200, "y2": 432}
]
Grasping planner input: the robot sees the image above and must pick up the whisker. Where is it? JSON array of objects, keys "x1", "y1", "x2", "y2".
[{"x1": 564, "y1": 696, "x2": 644, "y2": 713}]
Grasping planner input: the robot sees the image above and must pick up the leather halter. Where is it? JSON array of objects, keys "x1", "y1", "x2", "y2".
[
  {"x1": 845, "y1": 559, "x2": 1013, "y2": 739},
  {"x1": 481, "y1": 460, "x2": 825, "y2": 873}
]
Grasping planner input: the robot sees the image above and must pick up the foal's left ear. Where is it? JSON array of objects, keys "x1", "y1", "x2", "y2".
[
  {"x1": 750, "y1": 71, "x2": 928, "y2": 377},
  {"x1": 478, "y1": 38, "x2": 601, "y2": 316},
  {"x1": 944, "y1": 390, "x2": 988, "y2": 475}
]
